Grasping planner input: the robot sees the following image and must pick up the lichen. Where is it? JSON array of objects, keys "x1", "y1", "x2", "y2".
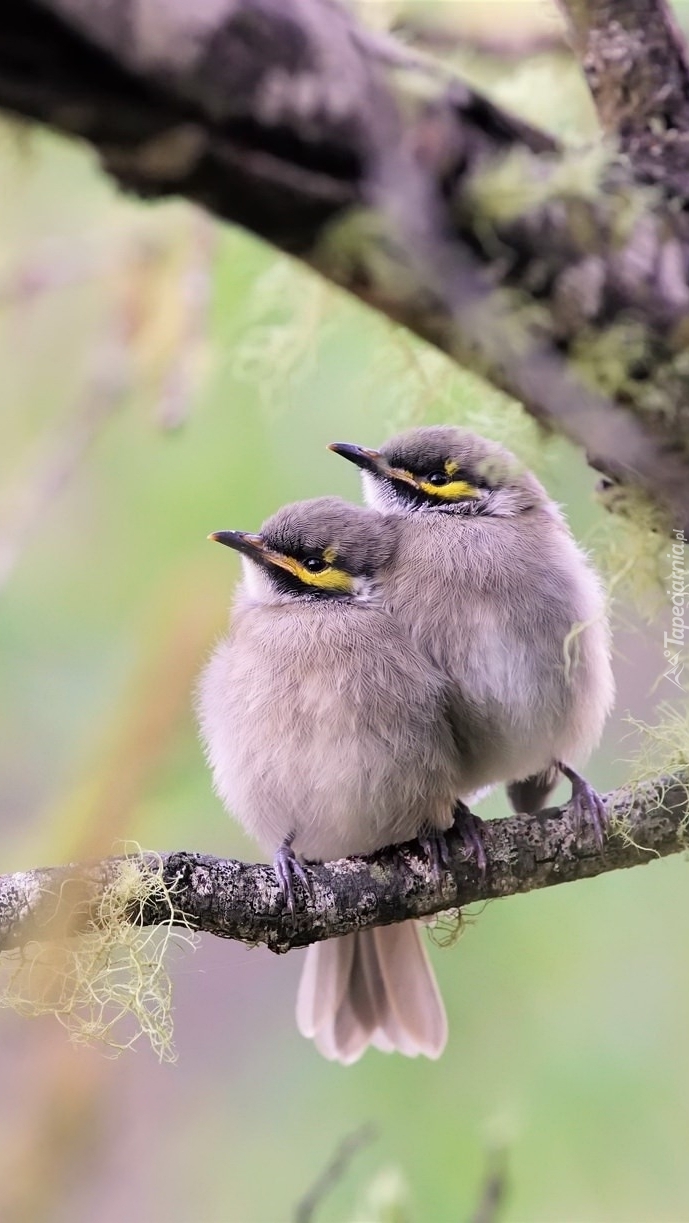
[
  {"x1": 0, "y1": 853, "x2": 197, "y2": 1060},
  {"x1": 426, "y1": 907, "x2": 464, "y2": 949},
  {"x1": 613, "y1": 704, "x2": 689, "y2": 843},
  {"x1": 591, "y1": 481, "x2": 674, "y2": 620},
  {"x1": 465, "y1": 144, "x2": 608, "y2": 229},
  {"x1": 231, "y1": 252, "x2": 336, "y2": 409},
  {"x1": 569, "y1": 320, "x2": 651, "y2": 398}
]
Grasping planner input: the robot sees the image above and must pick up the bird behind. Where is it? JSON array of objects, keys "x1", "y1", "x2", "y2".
[{"x1": 330, "y1": 427, "x2": 615, "y2": 842}]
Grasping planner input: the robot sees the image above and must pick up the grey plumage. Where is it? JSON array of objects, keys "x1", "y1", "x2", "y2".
[
  {"x1": 330, "y1": 427, "x2": 615, "y2": 829},
  {"x1": 197, "y1": 496, "x2": 461, "y2": 1062}
]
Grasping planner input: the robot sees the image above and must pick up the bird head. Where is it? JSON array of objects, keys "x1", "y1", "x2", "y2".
[
  {"x1": 329, "y1": 426, "x2": 548, "y2": 518},
  {"x1": 209, "y1": 496, "x2": 399, "y2": 603}
]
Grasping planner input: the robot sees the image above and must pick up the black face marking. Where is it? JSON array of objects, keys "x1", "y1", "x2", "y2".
[
  {"x1": 372, "y1": 450, "x2": 493, "y2": 512},
  {"x1": 383, "y1": 448, "x2": 491, "y2": 491},
  {"x1": 261, "y1": 532, "x2": 338, "y2": 570},
  {"x1": 258, "y1": 496, "x2": 400, "y2": 585},
  {"x1": 265, "y1": 566, "x2": 349, "y2": 601},
  {"x1": 379, "y1": 478, "x2": 434, "y2": 510}
]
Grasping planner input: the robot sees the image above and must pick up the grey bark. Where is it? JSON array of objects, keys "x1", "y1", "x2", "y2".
[
  {"x1": 2, "y1": 1, "x2": 689, "y2": 525},
  {"x1": 0, "y1": 773, "x2": 685, "y2": 955},
  {"x1": 557, "y1": 0, "x2": 689, "y2": 193}
]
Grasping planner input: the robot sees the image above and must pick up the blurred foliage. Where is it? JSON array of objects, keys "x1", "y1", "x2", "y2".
[{"x1": 0, "y1": 4, "x2": 688, "y2": 1223}]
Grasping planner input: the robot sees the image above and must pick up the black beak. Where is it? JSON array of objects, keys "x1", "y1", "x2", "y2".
[
  {"x1": 327, "y1": 442, "x2": 383, "y2": 474},
  {"x1": 208, "y1": 530, "x2": 266, "y2": 560},
  {"x1": 328, "y1": 441, "x2": 417, "y2": 489},
  {"x1": 208, "y1": 530, "x2": 297, "y2": 578}
]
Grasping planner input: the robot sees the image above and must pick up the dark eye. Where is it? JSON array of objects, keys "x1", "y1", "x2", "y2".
[
  {"x1": 304, "y1": 557, "x2": 327, "y2": 573},
  {"x1": 426, "y1": 471, "x2": 451, "y2": 486}
]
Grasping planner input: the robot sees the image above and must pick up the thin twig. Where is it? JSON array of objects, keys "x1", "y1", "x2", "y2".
[
  {"x1": 294, "y1": 1125, "x2": 377, "y2": 1223},
  {"x1": 0, "y1": 324, "x2": 131, "y2": 592},
  {"x1": 154, "y1": 211, "x2": 217, "y2": 431},
  {"x1": 470, "y1": 1151, "x2": 509, "y2": 1223}
]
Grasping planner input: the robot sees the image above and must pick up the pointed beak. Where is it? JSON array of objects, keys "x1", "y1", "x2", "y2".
[
  {"x1": 208, "y1": 530, "x2": 296, "y2": 576},
  {"x1": 208, "y1": 530, "x2": 267, "y2": 560},
  {"x1": 327, "y1": 442, "x2": 383, "y2": 474},
  {"x1": 328, "y1": 442, "x2": 417, "y2": 488}
]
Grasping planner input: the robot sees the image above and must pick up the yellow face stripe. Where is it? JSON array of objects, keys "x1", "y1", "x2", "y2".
[
  {"x1": 416, "y1": 478, "x2": 479, "y2": 500},
  {"x1": 385, "y1": 457, "x2": 480, "y2": 501},
  {"x1": 273, "y1": 554, "x2": 354, "y2": 593},
  {"x1": 294, "y1": 563, "x2": 353, "y2": 592}
]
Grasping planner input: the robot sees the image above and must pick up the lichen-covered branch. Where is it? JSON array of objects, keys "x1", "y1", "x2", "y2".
[
  {"x1": 0, "y1": 773, "x2": 685, "y2": 956},
  {"x1": 3, "y1": 2, "x2": 689, "y2": 526},
  {"x1": 557, "y1": 0, "x2": 689, "y2": 193}
]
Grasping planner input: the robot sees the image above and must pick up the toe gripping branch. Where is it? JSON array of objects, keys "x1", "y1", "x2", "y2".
[
  {"x1": 558, "y1": 762, "x2": 609, "y2": 849},
  {"x1": 421, "y1": 799, "x2": 487, "y2": 881},
  {"x1": 274, "y1": 835, "x2": 313, "y2": 916}
]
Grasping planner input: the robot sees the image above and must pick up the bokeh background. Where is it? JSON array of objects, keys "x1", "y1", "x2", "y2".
[{"x1": 1, "y1": 3, "x2": 688, "y2": 1221}]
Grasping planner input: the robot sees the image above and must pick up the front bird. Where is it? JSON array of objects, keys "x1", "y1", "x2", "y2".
[
  {"x1": 329, "y1": 427, "x2": 615, "y2": 844},
  {"x1": 197, "y1": 496, "x2": 464, "y2": 1063}
]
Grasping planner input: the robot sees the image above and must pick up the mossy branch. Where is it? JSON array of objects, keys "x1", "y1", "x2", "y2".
[
  {"x1": 557, "y1": 0, "x2": 689, "y2": 193},
  {"x1": 3, "y1": 2, "x2": 689, "y2": 525},
  {"x1": 0, "y1": 772, "x2": 686, "y2": 957}
]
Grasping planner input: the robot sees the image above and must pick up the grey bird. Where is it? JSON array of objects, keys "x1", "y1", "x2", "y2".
[
  {"x1": 197, "y1": 496, "x2": 464, "y2": 1063},
  {"x1": 329, "y1": 427, "x2": 615, "y2": 845}
]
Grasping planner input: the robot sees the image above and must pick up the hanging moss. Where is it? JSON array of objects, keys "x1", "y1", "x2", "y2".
[{"x1": 0, "y1": 853, "x2": 197, "y2": 1060}]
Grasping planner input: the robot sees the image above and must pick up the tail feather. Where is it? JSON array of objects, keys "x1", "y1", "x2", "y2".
[
  {"x1": 296, "y1": 922, "x2": 447, "y2": 1064},
  {"x1": 330, "y1": 992, "x2": 370, "y2": 1065},
  {"x1": 373, "y1": 924, "x2": 447, "y2": 1057},
  {"x1": 296, "y1": 933, "x2": 355, "y2": 1038}
]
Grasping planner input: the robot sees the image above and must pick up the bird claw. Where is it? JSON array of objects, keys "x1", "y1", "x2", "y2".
[
  {"x1": 420, "y1": 801, "x2": 488, "y2": 883},
  {"x1": 419, "y1": 828, "x2": 452, "y2": 883},
  {"x1": 454, "y1": 801, "x2": 488, "y2": 878},
  {"x1": 559, "y1": 762, "x2": 608, "y2": 850},
  {"x1": 273, "y1": 840, "x2": 313, "y2": 917},
  {"x1": 572, "y1": 778, "x2": 608, "y2": 850}
]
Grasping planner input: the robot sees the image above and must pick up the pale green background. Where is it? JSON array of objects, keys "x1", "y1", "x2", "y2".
[{"x1": 0, "y1": 4, "x2": 687, "y2": 1221}]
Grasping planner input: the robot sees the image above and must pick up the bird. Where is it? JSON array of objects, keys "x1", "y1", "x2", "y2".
[
  {"x1": 328, "y1": 426, "x2": 615, "y2": 847},
  {"x1": 197, "y1": 495, "x2": 465, "y2": 1063}
]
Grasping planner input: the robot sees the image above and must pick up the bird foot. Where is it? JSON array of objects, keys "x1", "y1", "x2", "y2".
[
  {"x1": 558, "y1": 763, "x2": 608, "y2": 850},
  {"x1": 419, "y1": 828, "x2": 452, "y2": 884},
  {"x1": 273, "y1": 838, "x2": 312, "y2": 916},
  {"x1": 420, "y1": 801, "x2": 488, "y2": 882},
  {"x1": 454, "y1": 801, "x2": 487, "y2": 877}
]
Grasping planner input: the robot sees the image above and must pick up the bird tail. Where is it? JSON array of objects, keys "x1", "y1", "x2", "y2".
[{"x1": 295, "y1": 923, "x2": 447, "y2": 1064}]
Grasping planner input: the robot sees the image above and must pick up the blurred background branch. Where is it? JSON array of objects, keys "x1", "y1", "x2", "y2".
[
  {"x1": 0, "y1": 771, "x2": 686, "y2": 956},
  {"x1": 294, "y1": 1124, "x2": 378, "y2": 1223},
  {"x1": 2, "y1": 1, "x2": 689, "y2": 525},
  {"x1": 556, "y1": 0, "x2": 689, "y2": 191},
  {"x1": 469, "y1": 1150, "x2": 509, "y2": 1223}
]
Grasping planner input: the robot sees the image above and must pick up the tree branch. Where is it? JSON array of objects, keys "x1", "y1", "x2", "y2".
[
  {"x1": 557, "y1": 0, "x2": 689, "y2": 192},
  {"x1": 2, "y1": 2, "x2": 689, "y2": 526},
  {"x1": 0, "y1": 773, "x2": 685, "y2": 956}
]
